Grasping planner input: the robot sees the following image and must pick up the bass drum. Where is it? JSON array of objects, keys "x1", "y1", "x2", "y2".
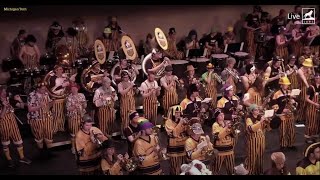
[
  {"x1": 110, "y1": 62, "x2": 137, "y2": 86},
  {"x1": 270, "y1": 116, "x2": 281, "y2": 129}
]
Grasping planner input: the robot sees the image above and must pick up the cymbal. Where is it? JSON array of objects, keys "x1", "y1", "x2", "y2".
[{"x1": 94, "y1": 40, "x2": 106, "y2": 64}]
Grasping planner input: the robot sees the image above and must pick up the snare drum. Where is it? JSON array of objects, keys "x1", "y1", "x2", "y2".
[
  {"x1": 234, "y1": 52, "x2": 248, "y2": 57},
  {"x1": 234, "y1": 52, "x2": 249, "y2": 68},
  {"x1": 211, "y1": 54, "x2": 229, "y2": 70},
  {"x1": 172, "y1": 60, "x2": 188, "y2": 78},
  {"x1": 9, "y1": 68, "x2": 22, "y2": 80}
]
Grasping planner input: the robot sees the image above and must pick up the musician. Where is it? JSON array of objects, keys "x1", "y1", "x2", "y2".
[
  {"x1": 118, "y1": 71, "x2": 137, "y2": 137},
  {"x1": 223, "y1": 27, "x2": 236, "y2": 47},
  {"x1": 164, "y1": 28, "x2": 184, "y2": 60},
  {"x1": 10, "y1": 29, "x2": 26, "y2": 59},
  {"x1": 298, "y1": 46, "x2": 313, "y2": 66},
  {"x1": 275, "y1": 26, "x2": 289, "y2": 61},
  {"x1": 0, "y1": 86, "x2": 31, "y2": 168},
  {"x1": 98, "y1": 27, "x2": 111, "y2": 52},
  {"x1": 18, "y1": 34, "x2": 41, "y2": 69},
  {"x1": 285, "y1": 54, "x2": 299, "y2": 89},
  {"x1": 264, "y1": 56, "x2": 283, "y2": 91},
  {"x1": 240, "y1": 64, "x2": 257, "y2": 92},
  {"x1": 140, "y1": 72, "x2": 161, "y2": 125},
  {"x1": 290, "y1": 21, "x2": 304, "y2": 58},
  {"x1": 144, "y1": 33, "x2": 154, "y2": 55},
  {"x1": 75, "y1": 114, "x2": 108, "y2": 175},
  {"x1": 201, "y1": 63, "x2": 222, "y2": 108},
  {"x1": 66, "y1": 82, "x2": 87, "y2": 154},
  {"x1": 306, "y1": 17, "x2": 320, "y2": 54},
  {"x1": 160, "y1": 66, "x2": 179, "y2": 115},
  {"x1": 113, "y1": 59, "x2": 139, "y2": 85},
  {"x1": 72, "y1": 17, "x2": 89, "y2": 53},
  {"x1": 145, "y1": 48, "x2": 171, "y2": 75},
  {"x1": 243, "y1": 76, "x2": 265, "y2": 107},
  {"x1": 217, "y1": 84, "x2": 242, "y2": 121},
  {"x1": 101, "y1": 139, "x2": 129, "y2": 175},
  {"x1": 133, "y1": 120, "x2": 163, "y2": 175},
  {"x1": 243, "y1": 5, "x2": 262, "y2": 57},
  {"x1": 271, "y1": 9, "x2": 287, "y2": 35},
  {"x1": 264, "y1": 152, "x2": 290, "y2": 175},
  {"x1": 239, "y1": 56, "x2": 255, "y2": 76},
  {"x1": 57, "y1": 27, "x2": 79, "y2": 73},
  {"x1": 185, "y1": 122, "x2": 214, "y2": 169},
  {"x1": 180, "y1": 84, "x2": 203, "y2": 119},
  {"x1": 182, "y1": 65, "x2": 201, "y2": 91},
  {"x1": 27, "y1": 82, "x2": 54, "y2": 151},
  {"x1": 244, "y1": 104, "x2": 267, "y2": 175},
  {"x1": 221, "y1": 57, "x2": 240, "y2": 94},
  {"x1": 305, "y1": 73, "x2": 320, "y2": 144},
  {"x1": 45, "y1": 21, "x2": 64, "y2": 54},
  {"x1": 105, "y1": 16, "x2": 122, "y2": 52},
  {"x1": 211, "y1": 110, "x2": 235, "y2": 175},
  {"x1": 84, "y1": 60, "x2": 106, "y2": 92},
  {"x1": 271, "y1": 76, "x2": 297, "y2": 151},
  {"x1": 49, "y1": 65, "x2": 70, "y2": 132},
  {"x1": 204, "y1": 28, "x2": 223, "y2": 56},
  {"x1": 93, "y1": 77, "x2": 118, "y2": 136},
  {"x1": 296, "y1": 58, "x2": 313, "y2": 123},
  {"x1": 185, "y1": 30, "x2": 200, "y2": 50},
  {"x1": 124, "y1": 111, "x2": 142, "y2": 157},
  {"x1": 165, "y1": 106, "x2": 188, "y2": 175},
  {"x1": 296, "y1": 142, "x2": 320, "y2": 175}
]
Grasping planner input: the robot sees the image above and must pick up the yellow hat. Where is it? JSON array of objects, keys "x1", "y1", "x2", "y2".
[
  {"x1": 227, "y1": 26, "x2": 233, "y2": 32},
  {"x1": 104, "y1": 27, "x2": 111, "y2": 34},
  {"x1": 206, "y1": 63, "x2": 214, "y2": 69},
  {"x1": 279, "y1": 76, "x2": 291, "y2": 85},
  {"x1": 302, "y1": 58, "x2": 313, "y2": 67}
]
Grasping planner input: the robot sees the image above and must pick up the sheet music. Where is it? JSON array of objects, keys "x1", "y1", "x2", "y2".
[
  {"x1": 264, "y1": 109, "x2": 274, "y2": 118},
  {"x1": 290, "y1": 89, "x2": 301, "y2": 96}
]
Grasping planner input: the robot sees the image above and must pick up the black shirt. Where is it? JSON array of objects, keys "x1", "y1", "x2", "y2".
[
  {"x1": 124, "y1": 123, "x2": 140, "y2": 157},
  {"x1": 183, "y1": 99, "x2": 202, "y2": 119},
  {"x1": 205, "y1": 34, "x2": 218, "y2": 47},
  {"x1": 267, "y1": 66, "x2": 280, "y2": 91},
  {"x1": 246, "y1": 14, "x2": 260, "y2": 28},
  {"x1": 307, "y1": 84, "x2": 320, "y2": 100}
]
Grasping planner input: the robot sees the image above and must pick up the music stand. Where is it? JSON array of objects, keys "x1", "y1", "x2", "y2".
[
  {"x1": 224, "y1": 42, "x2": 243, "y2": 54},
  {"x1": 186, "y1": 48, "x2": 204, "y2": 59},
  {"x1": 309, "y1": 35, "x2": 320, "y2": 47}
]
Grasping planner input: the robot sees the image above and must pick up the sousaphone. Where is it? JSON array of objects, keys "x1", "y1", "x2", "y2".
[
  {"x1": 94, "y1": 40, "x2": 106, "y2": 65},
  {"x1": 110, "y1": 35, "x2": 138, "y2": 85},
  {"x1": 43, "y1": 70, "x2": 70, "y2": 99},
  {"x1": 142, "y1": 27, "x2": 168, "y2": 79}
]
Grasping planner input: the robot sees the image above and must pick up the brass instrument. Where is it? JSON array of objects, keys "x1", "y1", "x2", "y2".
[
  {"x1": 110, "y1": 62, "x2": 137, "y2": 85},
  {"x1": 55, "y1": 44, "x2": 72, "y2": 68},
  {"x1": 212, "y1": 72, "x2": 225, "y2": 84},
  {"x1": 91, "y1": 129, "x2": 103, "y2": 146},
  {"x1": 228, "y1": 121, "x2": 244, "y2": 136},
  {"x1": 1, "y1": 97, "x2": 14, "y2": 113},
  {"x1": 43, "y1": 71, "x2": 70, "y2": 99},
  {"x1": 122, "y1": 157, "x2": 138, "y2": 172},
  {"x1": 81, "y1": 61, "x2": 105, "y2": 93},
  {"x1": 87, "y1": 74, "x2": 105, "y2": 89},
  {"x1": 225, "y1": 68, "x2": 241, "y2": 82},
  {"x1": 199, "y1": 136, "x2": 216, "y2": 160},
  {"x1": 153, "y1": 127, "x2": 170, "y2": 161}
]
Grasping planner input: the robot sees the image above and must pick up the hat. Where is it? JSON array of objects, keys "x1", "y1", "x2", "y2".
[
  {"x1": 279, "y1": 76, "x2": 291, "y2": 85},
  {"x1": 104, "y1": 27, "x2": 112, "y2": 34},
  {"x1": 174, "y1": 106, "x2": 182, "y2": 113},
  {"x1": 304, "y1": 142, "x2": 320, "y2": 157},
  {"x1": 271, "y1": 152, "x2": 286, "y2": 164},
  {"x1": 302, "y1": 58, "x2": 313, "y2": 67},
  {"x1": 206, "y1": 63, "x2": 214, "y2": 69},
  {"x1": 138, "y1": 120, "x2": 154, "y2": 131},
  {"x1": 169, "y1": 27, "x2": 176, "y2": 34},
  {"x1": 249, "y1": 104, "x2": 258, "y2": 112},
  {"x1": 186, "y1": 65, "x2": 196, "y2": 72},
  {"x1": 101, "y1": 139, "x2": 115, "y2": 149},
  {"x1": 50, "y1": 21, "x2": 61, "y2": 30},
  {"x1": 165, "y1": 65, "x2": 173, "y2": 72},
  {"x1": 129, "y1": 111, "x2": 139, "y2": 121},
  {"x1": 213, "y1": 109, "x2": 223, "y2": 119},
  {"x1": 227, "y1": 26, "x2": 234, "y2": 32},
  {"x1": 191, "y1": 123, "x2": 204, "y2": 135},
  {"x1": 289, "y1": 54, "x2": 296, "y2": 60}
]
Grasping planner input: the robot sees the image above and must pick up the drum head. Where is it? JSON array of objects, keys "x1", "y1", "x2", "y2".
[
  {"x1": 121, "y1": 36, "x2": 137, "y2": 61},
  {"x1": 154, "y1": 27, "x2": 168, "y2": 50},
  {"x1": 94, "y1": 40, "x2": 106, "y2": 64},
  {"x1": 270, "y1": 116, "x2": 281, "y2": 129}
]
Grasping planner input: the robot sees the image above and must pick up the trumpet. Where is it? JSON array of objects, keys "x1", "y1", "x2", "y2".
[
  {"x1": 91, "y1": 129, "x2": 102, "y2": 146},
  {"x1": 122, "y1": 157, "x2": 138, "y2": 172},
  {"x1": 225, "y1": 68, "x2": 241, "y2": 82},
  {"x1": 87, "y1": 74, "x2": 105, "y2": 89},
  {"x1": 199, "y1": 136, "x2": 216, "y2": 160},
  {"x1": 227, "y1": 121, "x2": 243, "y2": 136}
]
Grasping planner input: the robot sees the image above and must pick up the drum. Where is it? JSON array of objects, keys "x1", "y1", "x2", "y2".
[
  {"x1": 189, "y1": 58, "x2": 210, "y2": 75},
  {"x1": 2, "y1": 57, "x2": 23, "y2": 72},
  {"x1": 211, "y1": 54, "x2": 228, "y2": 71},
  {"x1": 9, "y1": 68, "x2": 22, "y2": 80},
  {"x1": 171, "y1": 60, "x2": 188, "y2": 78},
  {"x1": 22, "y1": 68, "x2": 32, "y2": 78}
]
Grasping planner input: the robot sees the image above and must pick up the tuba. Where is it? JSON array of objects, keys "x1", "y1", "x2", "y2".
[
  {"x1": 142, "y1": 27, "x2": 169, "y2": 79},
  {"x1": 80, "y1": 61, "x2": 105, "y2": 93},
  {"x1": 110, "y1": 63, "x2": 137, "y2": 86},
  {"x1": 55, "y1": 44, "x2": 73, "y2": 68},
  {"x1": 43, "y1": 70, "x2": 70, "y2": 99}
]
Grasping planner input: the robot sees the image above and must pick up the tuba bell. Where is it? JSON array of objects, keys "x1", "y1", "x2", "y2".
[
  {"x1": 55, "y1": 44, "x2": 73, "y2": 68},
  {"x1": 43, "y1": 70, "x2": 70, "y2": 99}
]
